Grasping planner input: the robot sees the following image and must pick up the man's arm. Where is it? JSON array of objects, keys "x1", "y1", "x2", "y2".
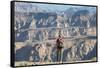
[{"x1": 59, "y1": 38, "x2": 63, "y2": 44}]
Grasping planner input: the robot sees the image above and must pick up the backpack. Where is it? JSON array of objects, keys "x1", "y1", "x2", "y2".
[{"x1": 56, "y1": 38, "x2": 63, "y2": 49}]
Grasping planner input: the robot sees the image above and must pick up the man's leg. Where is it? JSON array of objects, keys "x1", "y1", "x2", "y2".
[
  {"x1": 57, "y1": 48, "x2": 59, "y2": 62},
  {"x1": 60, "y1": 49, "x2": 63, "y2": 62},
  {"x1": 59, "y1": 49, "x2": 62, "y2": 62},
  {"x1": 57, "y1": 49, "x2": 60, "y2": 62},
  {"x1": 58, "y1": 49, "x2": 61, "y2": 62},
  {"x1": 58, "y1": 49, "x2": 60, "y2": 62}
]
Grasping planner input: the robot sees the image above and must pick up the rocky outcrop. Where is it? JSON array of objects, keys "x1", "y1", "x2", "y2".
[
  {"x1": 15, "y1": 39, "x2": 97, "y2": 63},
  {"x1": 14, "y1": 3, "x2": 97, "y2": 66}
]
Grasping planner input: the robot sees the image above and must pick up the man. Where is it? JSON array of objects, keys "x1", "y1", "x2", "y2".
[{"x1": 56, "y1": 34, "x2": 64, "y2": 62}]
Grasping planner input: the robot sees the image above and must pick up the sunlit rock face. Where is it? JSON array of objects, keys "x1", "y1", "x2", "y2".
[
  {"x1": 14, "y1": 3, "x2": 97, "y2": 66},
  {"x1": 15, "y1": 39, "x2": 97, "y2": 63},
  {"x1": 15, "y1": 7, "x2": 96, "y2": 42}
]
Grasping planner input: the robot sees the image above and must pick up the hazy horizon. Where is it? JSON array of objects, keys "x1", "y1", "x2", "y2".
[{"x1": 15, "y1": 2, "x2": 96, "y2": 12}]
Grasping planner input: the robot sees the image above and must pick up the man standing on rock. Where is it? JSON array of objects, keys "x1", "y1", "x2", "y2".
[{"x1": 56, "y1": 32, "x2": 64, "y2": 62}]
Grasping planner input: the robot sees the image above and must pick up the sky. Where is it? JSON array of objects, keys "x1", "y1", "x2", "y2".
[
  {"x1": 15, "y1": 2, "x2": 96, "y2": 12},
  {"x1": 32, "y1": 3, "x2": 81, "y2": 11},
  {"x1": 31, "y1": 2, "x2": 96, "y2": 11}
]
